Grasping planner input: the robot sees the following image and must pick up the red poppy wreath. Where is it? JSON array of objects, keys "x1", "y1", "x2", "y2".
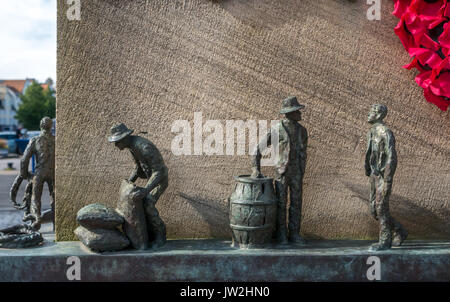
[{"x1": 393, "y1": 0, "x2": 450, "y2": 111}]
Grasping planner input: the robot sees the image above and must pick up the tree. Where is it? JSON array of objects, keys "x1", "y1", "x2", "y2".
[{"x1": 15, "y1": 82, "x2": 56, "y2": 130}]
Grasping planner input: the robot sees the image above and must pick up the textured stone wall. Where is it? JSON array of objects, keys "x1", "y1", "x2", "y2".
[{"x1": 56, "y1": 0, "x2": 449, "y2": 241}]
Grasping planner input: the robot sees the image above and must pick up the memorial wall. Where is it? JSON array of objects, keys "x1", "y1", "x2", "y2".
[{"x1": 56, "y1": 0, "x2": 449, "y2": 241}]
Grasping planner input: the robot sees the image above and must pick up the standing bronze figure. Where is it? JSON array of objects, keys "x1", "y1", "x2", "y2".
[
  {"x1": 108, "y1": 123, "x2": 168, "y2": 248},
  {"x1": 251, "y1": 96, "x2": 307, "y2": 244},
  {"x1": 365, "y1": 104, "x2": 408, "y2": 251},
  {"x1": 19, "y1": 117, "x2": 55, "y2": 230}
]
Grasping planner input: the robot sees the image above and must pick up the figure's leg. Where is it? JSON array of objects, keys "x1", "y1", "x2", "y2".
[
  {"x1": 24, "y1": 181, "x2": 33, "y2": 215},
  {"x1": 370, "y1": 176, "x2": 393, "y2": 251},
  {"x1": 24, "y1": 176, "x2": 44, "y2": 230},
  {"x1": 149, "y1": 175, "x2": 168, "y2": 203},
  {"x1": 143, "y1": 175, "x2": 168, "y2": 248},
  {"x1": 274, "y1": 175, "x2": 288, "y2": 244},
  {"x1": 369, "y1": 174, "x2": 377, "y2": 220},
  {"x1": 21, "y1": 181, "x2": 33, "y2": 222},
  {"x1": 382, "y1": 179, "x2": 408, "y2": 246},
  {"x1": 47, "y1": 178, "x2": 56, "y2": 230},
  {"x1": 288, "y1": 175, "x2": 306, "y2": 244}
]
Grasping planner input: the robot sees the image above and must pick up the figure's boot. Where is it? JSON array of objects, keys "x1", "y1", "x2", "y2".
[
  {"x1": 369, "y1": 222, "x2": 392, "y2": 251},
  {"x1": 143, "y1": 195, "x2": 167, "y2": 249},
  {"x1": 147, "y1": 206, "x2": 166, "y2": 249},
  {"x1": 150, "y1": 220, "x2": 166, "y2": 249},
  {"x1": 288, "y1": 213, "x2": 306, "y2": 244},
  {"x1": 288, "y1": 231, "x2": 307, "y2": 245},
  {"x1": 276, "y1": 226, "x2": 288, "y2": 245},
  {"x1": 392, "y1": 227, "x2": 408, "y2": 247}
]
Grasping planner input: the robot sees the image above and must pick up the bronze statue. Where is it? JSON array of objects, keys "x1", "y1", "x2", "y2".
[
  {"x1": 251, "y1": 96, "x2": 307, "y2": 244},
  {"x1": 108, "y1": 123, "x2": 168, "y2": 248},
  {"x1": 19, "y1": 117, "x2": 55, "y2": 230},
  {"x1": 365, "y1": 104, "x2": 408, "y2": 251}
]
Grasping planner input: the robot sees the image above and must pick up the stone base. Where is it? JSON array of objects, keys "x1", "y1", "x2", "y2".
[{"x1": 0, "y1": 236, "x2": 448, "y2": 282}]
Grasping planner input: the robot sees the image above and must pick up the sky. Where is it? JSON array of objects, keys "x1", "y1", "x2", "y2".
[{"x1": 0, "y1": 0, "x2": 56, "y2": 83}]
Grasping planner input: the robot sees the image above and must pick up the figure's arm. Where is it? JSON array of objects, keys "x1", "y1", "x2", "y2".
[
  {"x1": 141, "y1": 144, "x2": 166, "y2": 193},
  {"x1": 144, "y1": 168, "x2": 164, "y2": 194},
  {"x1": 129, "y1": 170, "x2": 138, "y2": 183},
  {"x1": 364, "y1": 131, "x2": 372, "y2": 177},
  {"x1": 383, "y1": 130, "x2": 397, "y2": 183},
  {"x1": 300, "y1": 127, "x2": 308, "y2": 176},
  {"x1": 128, "y1": 150, "x2": 141, "y2": 182},
  {"x1": 251, "y1": 129, "x2": 272, "y2": 177},
  {"x1": 20, "y1": 138, "x2": 35, "y2": 178}
]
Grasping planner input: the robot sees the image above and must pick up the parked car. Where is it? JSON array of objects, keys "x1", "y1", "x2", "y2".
[
  {"x1": 16, "y1": 138, "x2": 29, "y2": 155},
  {"x1": 0, "y1": 131, "x2": 18, "y2": 155},
  {"x1": 1, "y1": 120, "x2": 55, "y2": 156},
  {"x1": 26, "y1": 131, "x2": 41, "y2": 138},
  {"x1": 15, "y1": 131, "x2": 41, "y2": 155}
]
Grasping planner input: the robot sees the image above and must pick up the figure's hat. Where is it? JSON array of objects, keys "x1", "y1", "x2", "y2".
[
  {"x1": 108, "y1": 123, "x2": 134, "y2": 142},
  {"x1": 280, "y1": 96, "x2": 305, "y2": 114}
]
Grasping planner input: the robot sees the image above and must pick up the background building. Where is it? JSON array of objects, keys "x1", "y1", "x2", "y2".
[
  {"x1": 0, "y1": 84, "x2": 21, "y2": 131},
  {"x1": 0, "y1": 79, "x2": 54, "y2": 131}
]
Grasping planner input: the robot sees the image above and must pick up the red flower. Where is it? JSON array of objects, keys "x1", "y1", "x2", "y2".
[{"x1": 393, "y1": 0, "x2": 450, "y2": 111}]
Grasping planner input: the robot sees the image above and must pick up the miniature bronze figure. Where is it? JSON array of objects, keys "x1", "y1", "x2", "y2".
[
  {"x1": 0, "y1": 117, "x2": 54, "y2": 248},
  {"x1": 18, "y1": 117, "x2": 55, "y2": 230},
  {"x1": 251, "y1": 96, "x2": 307, "y2": 244},
  {"x1": 74, "y1": 124, "x2": 169, "y2": 252},
  {"x1": 365, "y1": 104, "x2": 408, "y2": 251},
  {"x1": 109, "y1": 123, "x2": 168, "y2": 248}
]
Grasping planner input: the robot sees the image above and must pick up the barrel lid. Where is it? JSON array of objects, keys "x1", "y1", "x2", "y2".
[{"x1": 234, "y1": 175, "x2": 273, "y2": 183}]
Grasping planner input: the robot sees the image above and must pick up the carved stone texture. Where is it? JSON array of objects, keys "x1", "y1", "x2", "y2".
[
  {"x1": 56, "y1": 0, "x2": 450, "y2": 241},
  {"x1": 115, "y1": 180, "x2": 149, "y2": 250},
  {"x1": 74, "y1": 226, "x2": 130, "y2": 252},
  {"x1": 229, "y1": 175, "x2": 277, "y2": 249},
  {"x1": 77, "y1": 203, "x2": 124, "y2": 229}
]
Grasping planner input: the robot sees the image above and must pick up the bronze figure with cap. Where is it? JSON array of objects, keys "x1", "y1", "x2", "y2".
[
  {"x1": 365, "y1": 104, "x2": 408, "y2": 251},
  {"x1": 251, "y1": 96, "x2": 308, "y2": 244},
  {"x1": 108, "y1": 123, "x2": 168, "y2": 248}
]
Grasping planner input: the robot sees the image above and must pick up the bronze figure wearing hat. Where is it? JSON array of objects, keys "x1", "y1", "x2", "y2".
[
  {"x1": 365, "y1": 104, "x2": 408, "y2": 251},
  {"x1": 251, "y1": 96, "x2": 307, "y2": 244},
  {"x1": 109, "y1": 123, "x2": 168, "y2": 248}
]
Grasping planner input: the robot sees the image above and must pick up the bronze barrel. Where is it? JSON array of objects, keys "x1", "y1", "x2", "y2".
[{"x1": 229, "y1": 175, "x2": 277, "y2": 249}]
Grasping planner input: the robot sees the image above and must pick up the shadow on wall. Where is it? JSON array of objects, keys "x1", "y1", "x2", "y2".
[
  {"x1": 344, "y1": 181, "x2": 450, "y2": 239},
  {"x1": 178, "y1": 192, "x2": 230, "y2": 238}
]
